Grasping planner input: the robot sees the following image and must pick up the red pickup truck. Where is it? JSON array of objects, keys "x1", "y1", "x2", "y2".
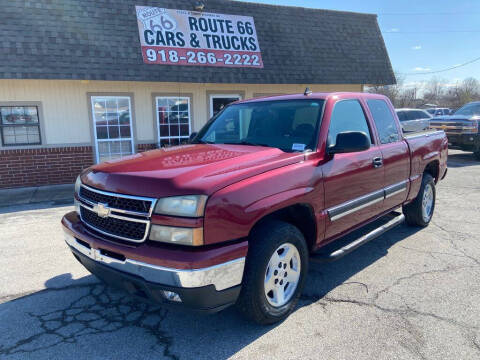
[{"x1": 62, "y1": 92, "x2": 447, "y2": 324}]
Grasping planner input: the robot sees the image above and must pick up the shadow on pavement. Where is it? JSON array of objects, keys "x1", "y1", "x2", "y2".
[
  {"x1": 447, "y1": 151, "x2": 478, "y2": 168},
  {"x1": 0, "y1": 222, "x2": 421, "y2": 359}
]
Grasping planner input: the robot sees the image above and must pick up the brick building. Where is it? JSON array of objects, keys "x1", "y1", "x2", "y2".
[{"x1": 0, "y1": 0, "x2": 395, "y2": 189}]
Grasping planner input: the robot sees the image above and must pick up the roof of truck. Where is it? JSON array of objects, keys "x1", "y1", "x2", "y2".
[{"x1": 238, "y1": 91, "x2": 389, "y2": 103}]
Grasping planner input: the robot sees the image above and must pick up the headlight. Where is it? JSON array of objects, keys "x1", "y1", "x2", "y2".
[
  {"x1": 149, "y1": 225, "x2": 203, "y2": 246},
  {"x1": 74, "y1": 175, "x2": 82, "y2": 195},
  {"x1": 154, "y1": 195, "x2": 207, "y2": 217}
]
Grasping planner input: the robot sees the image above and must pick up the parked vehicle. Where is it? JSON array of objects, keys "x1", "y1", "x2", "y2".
[
  {"x1": 62, "y1": 92, "x2": 448, "y2": 324},
  {"x1": 426, "y1": 108, "x2": 452, "y2": 116},
  {"x1": 429, "y1": 101, "x2": 480, "y2": 160},
  {"x1": 395, "y1": 108, "x2": 432, "y2": 132}
]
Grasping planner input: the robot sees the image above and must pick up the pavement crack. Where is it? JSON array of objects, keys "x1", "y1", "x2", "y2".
[{"x1": 0, "y1": 284, "x2": 179, "y2": 359}]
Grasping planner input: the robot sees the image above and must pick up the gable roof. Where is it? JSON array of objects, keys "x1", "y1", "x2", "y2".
[{"x1": 0, "y1": 0, "x2": 395, "y2": 85}]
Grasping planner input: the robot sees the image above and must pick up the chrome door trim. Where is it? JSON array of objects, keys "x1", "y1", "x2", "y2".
[
  {"x1": 327, "y1": 180, "x2": 408, "y2": 221},
  {"x1": 327, "y1": 189, "x2": 384, "y2": 221},
  {"x1": 384, "y1": 180, "x2": 407, "y2": 199}
]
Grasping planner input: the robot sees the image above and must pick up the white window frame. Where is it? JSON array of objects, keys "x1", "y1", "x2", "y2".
[
  {"x1": 209, "y1": 94, "x2": 242, "y2": 118},
  {"x1": 90, "y1": 96, "x2": 134, "y2": 163},
  {"x1": 155, "y1": 96, "x2": 192, "y2": 147}
]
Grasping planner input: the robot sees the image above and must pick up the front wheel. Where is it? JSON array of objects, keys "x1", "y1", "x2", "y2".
[
  {"x1": 473, "y1": 150, "x2": 480, "y2": 161},
  {"x1": 236, "y1": 220, "x2": 309, "y2": 325},
  {"x1": 403, "y1": 173, "x2": 436, "y2": 227}
]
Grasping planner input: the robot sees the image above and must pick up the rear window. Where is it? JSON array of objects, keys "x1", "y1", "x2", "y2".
[{"x1": 367, "y1": 99, "x2": 400, "y2": 144}]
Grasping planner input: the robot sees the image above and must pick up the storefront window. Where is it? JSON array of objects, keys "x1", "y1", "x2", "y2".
[
  {"x1": 90, "y1": 96, "x2": 134, "y2": 163},
  {"x1": 156, "y1": 96, "x2": 191, "y2": 147},
  {"x1": 0, "y1": 106, "x2": 41, "y2": 146}
]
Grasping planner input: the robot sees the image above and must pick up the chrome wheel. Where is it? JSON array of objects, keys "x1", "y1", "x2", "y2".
[
  {"x1": 264, "y1": 243, "x2": 301, "y2": 307},
  {"x1": 422, "y1": 183, "x2": 434, "y2": 222}
]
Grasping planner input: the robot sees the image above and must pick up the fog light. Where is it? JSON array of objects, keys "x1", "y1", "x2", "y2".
[
  {"x1": 149, "y1": 225, "x2": 203, "y2": 246},
  {"x1": 162, "y1": 290, "x2": 182, "y2": 302}
]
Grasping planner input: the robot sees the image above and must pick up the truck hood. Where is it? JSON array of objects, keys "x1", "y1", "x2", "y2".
[
  {"x1": 81, "y1": 144, "x2": 305, "y2": 198},
  {"x1": 432, "y1": 114, "x2": 480, "y2": 122}
]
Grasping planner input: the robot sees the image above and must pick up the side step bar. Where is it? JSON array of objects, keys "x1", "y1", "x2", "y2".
[{"x1": 311, "y1": 212, "x2": 405, "y2": 263}]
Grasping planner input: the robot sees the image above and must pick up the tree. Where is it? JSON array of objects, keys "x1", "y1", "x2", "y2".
[{"x1": 423, "y1": 77, "x2": 445, "y2": 105}]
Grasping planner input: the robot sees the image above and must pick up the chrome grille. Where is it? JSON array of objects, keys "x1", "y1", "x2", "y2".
[
  {"x1": 80, "y1": 186, "x2": 151, "y2": 214},
  {"x1": 80, "y1": 207, "x2": 147, "y2": 241},
  {"x1": 77, "y1": 184, "x2": 156, "y2": 243}
]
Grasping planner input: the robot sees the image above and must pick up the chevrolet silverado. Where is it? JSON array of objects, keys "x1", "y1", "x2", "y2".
[
  {"x1": 62, "y1": 92, "x2": 448, "y2": 324},
  {"x1": 430, "y1": 101, "x2": 480, "y2": 160}
]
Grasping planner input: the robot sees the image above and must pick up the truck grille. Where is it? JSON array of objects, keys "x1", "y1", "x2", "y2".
[
  {"x1": 430, "y1": 120, "x2": 478, "y2": 135},
  {"x1": 80, "y1": 207, "x2": 147, "y2": 241},
  {"x1": 77, "y1": 185, "x2": 155, "y2": 243},
  {"x1": 79, "y1": 186, "x2": 152, "y2": 214}
]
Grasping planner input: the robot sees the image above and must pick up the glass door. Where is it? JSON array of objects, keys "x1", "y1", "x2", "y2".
[{"x1": 91, "y1": 96, "x2": 134, "y2": 163}]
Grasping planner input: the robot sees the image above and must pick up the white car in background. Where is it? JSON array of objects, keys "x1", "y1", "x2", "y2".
[
  {"x1": 395, "y1": 108, "x2": 433, "y2": 133},
  {"x1": 426, "y1": 108, "x2": 452, "y2": 116}
]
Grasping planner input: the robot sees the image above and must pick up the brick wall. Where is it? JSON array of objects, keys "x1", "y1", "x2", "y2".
[{"x1": 0, "y1": 146, "x2": 94, "y2": 189}]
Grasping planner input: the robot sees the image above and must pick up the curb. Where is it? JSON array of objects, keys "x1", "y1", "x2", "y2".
[{"x1": 0, "y1": 183, "x2": 74, "y2": 208}]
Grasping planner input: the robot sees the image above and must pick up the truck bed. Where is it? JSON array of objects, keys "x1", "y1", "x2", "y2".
[{"x1": 403, "y1": 129, "x2": 448, "y2": 201}]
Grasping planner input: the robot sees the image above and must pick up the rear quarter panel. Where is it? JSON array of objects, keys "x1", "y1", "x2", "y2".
[{"x1": 405, "y1": 131, "x2": 448, "y2": 201}]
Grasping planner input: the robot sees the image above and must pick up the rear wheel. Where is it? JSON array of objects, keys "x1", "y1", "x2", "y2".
[
  {"x1": 236, "y1": 220, "x2": 309, "y2": 325},
  {"x1": 403, "y1": 173, "x2": 436, "y2": 227}
]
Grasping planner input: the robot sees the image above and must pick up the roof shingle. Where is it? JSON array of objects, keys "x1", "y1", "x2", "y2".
[{"x1": 0, "y1": 0, "x2": 396, "y2": 85}]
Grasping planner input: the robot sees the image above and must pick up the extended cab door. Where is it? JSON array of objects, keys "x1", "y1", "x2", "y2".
[
  {"x1": 365, "y1": 98, "x2": 410, "y2": 210},
  {"x1": 322, "y1": 98, "x2": 385, "y2": 240}
]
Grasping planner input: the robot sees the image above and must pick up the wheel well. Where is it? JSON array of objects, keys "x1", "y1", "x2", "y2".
[
  {"x1": 424, "y1": 160, "x2": 440, "y2": 183},
  {"x1": 250, "y1": 204, "x2": 317, "y2": 251}
]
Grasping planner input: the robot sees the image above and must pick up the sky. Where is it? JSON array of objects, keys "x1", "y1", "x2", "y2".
[{"x1": 236, "y1": 0, "x2": 480, "y2": 88}]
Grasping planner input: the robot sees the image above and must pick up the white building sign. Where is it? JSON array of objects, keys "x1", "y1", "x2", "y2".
[{"x1": 136, "y1": 6, "x2": 263, "y2": 68}]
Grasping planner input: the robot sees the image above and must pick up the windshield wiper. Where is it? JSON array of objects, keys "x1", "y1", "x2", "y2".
[
  {"x1": 222, "y1": 140, "x2": 273, "y2": 148},
  {"x1": 193, "y1": 139, "x2": 215, "y2": 144}
]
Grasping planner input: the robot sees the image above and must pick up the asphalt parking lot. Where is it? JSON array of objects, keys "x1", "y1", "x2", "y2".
[{"x1": 0, "y1": 149, "x2": 479, "y2": 360}]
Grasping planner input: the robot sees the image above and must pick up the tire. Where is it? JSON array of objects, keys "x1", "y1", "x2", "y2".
[
  {"x1": 236, "y1": 220, "x2": 309, "y2": 325},
  {"x1": 403, "y1": 173, "x2": 436, "y2": 227},
  {"x1": 473, "y1": 151, "x2": 480, "y2": 161}
]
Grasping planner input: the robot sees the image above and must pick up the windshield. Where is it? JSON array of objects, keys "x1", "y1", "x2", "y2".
[
  {"x1": 454, "y1": 103, "x2": 480, "y2": 117},
  {"x1": 194, "y1": 99, "x2": 324, "y2": 152}
]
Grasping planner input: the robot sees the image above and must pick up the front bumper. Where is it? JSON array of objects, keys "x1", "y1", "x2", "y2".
[
  {"x1": 446, "y1": 133, "x2": 480, "y2": 151},
  {"x1": 70, "y1": 247, "x2": 241, "y2": 312},
  {"x1": 62, "y1": 212, "x2": 247, "y2": 312}
]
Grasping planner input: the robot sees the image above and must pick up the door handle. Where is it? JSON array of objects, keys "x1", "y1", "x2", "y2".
[{"x1": 372, "y1": 157, "x2": 383, "y2": 168}]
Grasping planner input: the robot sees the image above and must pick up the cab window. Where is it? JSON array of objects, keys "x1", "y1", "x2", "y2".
[
  {"x1": 367, "y1": 99, "x2": 400, "y2": 144},
  {"x1": 328, "y1": 100, "x2": 372, "y2": 148}
]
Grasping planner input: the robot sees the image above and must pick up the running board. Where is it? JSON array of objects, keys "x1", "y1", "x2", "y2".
[{"x1": 311, "y1": 212, "x2": 405, "y2": 263}]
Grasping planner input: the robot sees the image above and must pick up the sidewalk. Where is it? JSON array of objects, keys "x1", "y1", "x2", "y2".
[{"x1": 0, "y1": 183, "x2": 74, "y2": 208}]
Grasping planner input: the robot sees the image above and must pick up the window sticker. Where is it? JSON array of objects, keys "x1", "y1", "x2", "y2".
[{"x1": 292, "y1": 143, "x2": 306, "y2": 151}]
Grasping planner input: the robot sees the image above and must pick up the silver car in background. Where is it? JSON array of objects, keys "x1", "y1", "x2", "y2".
[{"x1": 396, "y1": 108, "x2": 433, "y2": 133}]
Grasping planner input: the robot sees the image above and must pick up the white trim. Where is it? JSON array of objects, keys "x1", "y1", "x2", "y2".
[
  {"x1": 90, "y1": 96, "x2": 134, "y2": 163},
  {"x1": 209, "y1": 93, "x2": 242, "y2": 118},
  {"x1": 155, "y1": 96, "x2": 191, "y2": 147}
]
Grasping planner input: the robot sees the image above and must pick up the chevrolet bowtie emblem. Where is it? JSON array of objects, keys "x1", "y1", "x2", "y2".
[
  {"x1": 441, "y1": 125, "x2": 447, "y2": 129},
  {"x1": 93, "y1": 203, "x2": 110, "y2": 218}
]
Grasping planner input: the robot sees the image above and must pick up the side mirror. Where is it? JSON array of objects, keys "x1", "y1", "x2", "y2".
[
  {"x1": 327, "y1": 131, "x2": 370, "y2": 154},
  {"x1": 188, "y1": 132, "x2": 198, "y2": 143}
]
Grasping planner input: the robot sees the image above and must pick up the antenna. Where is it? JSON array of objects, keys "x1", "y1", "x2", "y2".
[{"x1": 304, "y1": 87, "x2": 312, "y2": 96}]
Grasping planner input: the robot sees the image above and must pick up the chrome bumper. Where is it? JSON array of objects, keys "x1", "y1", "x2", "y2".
[{"x1": 64, "y1": 232, "x2": 245, "y2": 291}]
